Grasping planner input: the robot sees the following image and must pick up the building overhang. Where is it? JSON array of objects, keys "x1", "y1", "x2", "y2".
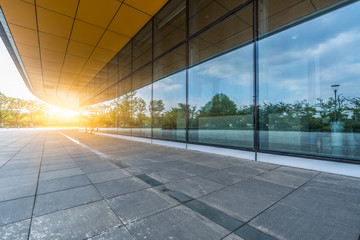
[{"x1": 0, "y1": 0, "x2": 167, "y2": 109}]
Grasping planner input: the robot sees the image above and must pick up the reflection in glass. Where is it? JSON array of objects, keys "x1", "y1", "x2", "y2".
[
  {"x1": 259, "y1": 2, "x2": 360, "y2": 160},
  {"x1": 153, "y1": 70, "x2": 186, "y2": 141},
  {"x1": 132, "y1": 85, "x2": 152, "y2": 138},
  {"x1": 189, "y1": 45, "x2": 254, "y2": 148}
]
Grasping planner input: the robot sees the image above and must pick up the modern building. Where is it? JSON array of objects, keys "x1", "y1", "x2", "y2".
[{"x1": 1, "y1": 0, "x2": 359, "y2": 165}]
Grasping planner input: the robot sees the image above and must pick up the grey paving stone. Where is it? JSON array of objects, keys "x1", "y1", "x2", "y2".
[
  {"x1": 127, "y1": 205, "x2": 229, "y2": 240},
  {"x1": 0, "y1": 197, "x2": 34, "y2": 226},
  {"x1": 0, "y1": 219, "x2": 30, "y2": 240},
  {"x1": 80, "y1": 162, "x2": 118, "y2": 174},
  {"x1": 95, "y1": 177, "x2": 150, "y2": 198},
  {"x1": 40, "y1": 162, "x2": 78, "y2": 172},
  {"x1": 37, "y1": 174, "x2": 91, "y2": 194},
  {"x1": 108, "y1": 188, "x2": 178, "y2": 223},
  {"x1": 235, "y1": 225, "x2": 278, "y2": 240},
  {"x1": 30, "y1": 201, "x2": 121, "y2": 240},
  {"x1": 199, "y1": 165, "x2": 265, "y2": 186},
  {"x1": 279, "y1": 180, "x2": 360, "y2": 229},
  {"x1": 0, "y1": 167, "x2": 39, "y2": 178},
  {"x1": 0, "y1": 162, "x2": 40, "y2": 170},
  {"x1": 126, "y1": 161, "x2": 178, "y2": 175},
  {"x1": 34, "y1": 185, "x2": 102, "y2": 217},
  {"x1": 255, "y1": 170, "x2": 310, "y2": 188},
  {"x1": 87, "y1": 168, "x2": 131, "y2": 184},
  {"x1": 223, "y1": 233, "x2": 245, "y2": 240},
  {"x1": 136, "y1": 174, "x2": 163, "y2": 187},
  {"x1": 246, "y1": 161, "x2": 280, "y2": 171},
  {"x1": 39, "y1": 168, "x2": 84, "y2": 181},
  {"x1": 0, "y1": 174, "x2": 38, "y2": 189},
  {"x1": 250, "y1": 203, "x2": 359, "y2": 240},
  {"x1": 165, "y1": 176, "x2": 225, "y2": 198},
  {"x1": 185, "y1": 200, "x2": 244, "y2": 231},
  {"x1": 275, "y1": 166, "x2": 318, "y2": 179},
  {"x1": 199, "y1": 178, "x2": 292, "y2": 222},
  {"x1": 0, "y1": 182, "x2": 36, "y2": 202},
  {"x1": 89, "y1": 226, "x2": 134, "y2": 240},
  {"x1": 147, "y1": 169, "x2": 195, "y2": 183}
]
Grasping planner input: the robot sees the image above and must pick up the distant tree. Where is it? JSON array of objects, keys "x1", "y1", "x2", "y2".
[
  {"x1": 199, "y1": 93, "x2": 237, "y2": 117},
  {"x1": 0, "y1": 92, "x2": 7, "y2": 127},
  {"x1": 149, "y1": 100, "x2": 165, "y2": 127}
]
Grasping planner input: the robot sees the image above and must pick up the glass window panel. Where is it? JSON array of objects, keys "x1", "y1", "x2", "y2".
[
  {"x1": 132, "y1": 63, "x2": 152, "y2": 91},
  {"x1": 190, "y1": 3, "x2": 253, "y2": 66},
  {"x1": 116, "y1": 80, "x2": 132, "y2": 136},
  {"x1": 154, "y1": 44, "x2": 186, "y2": 80},
  {"x1": 132, "y1": 84, "x2": 152, "y2": 138},
  {"x1": 189, "y1": 44, "x2": 254, "y2": 148},
  {"x1": 118, "y1": 41, "x2": 132, "y2": 80},
  {"x1": 259, "y1": 2, "x2": 360, "y2": 161},
  {"x1": 153, "y1": 70, "x2": 186, "y2": 141},
  {"x1": 189, "y1": 0, "x2": 248, "y2": 35},
  {"x1": 154, "y1": 0, "x2": 186, "y2": 58},
  {"x1": 258, "y1": 0, "x2": 344, "y2": 36},
  {"x1": 133, "y1": 22, "x2": 152, "y2": 71}
]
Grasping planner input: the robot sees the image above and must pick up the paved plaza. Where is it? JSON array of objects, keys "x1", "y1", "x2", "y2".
[{"x1": 0, "y1": 129, "x2": 359, "y2": 240}]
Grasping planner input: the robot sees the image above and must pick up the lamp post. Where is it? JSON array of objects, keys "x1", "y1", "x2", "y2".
[{"x1": 331, "y1": 84, "x2": 340, "y2": 122}]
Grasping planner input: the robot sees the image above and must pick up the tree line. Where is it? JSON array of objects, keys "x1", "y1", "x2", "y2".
[
  {"x1": 0, "y1": 92, "x2": 78, "y2": 128},
  {"x1": 86, "y1": 92, "x2": 360, "y2": 133}
]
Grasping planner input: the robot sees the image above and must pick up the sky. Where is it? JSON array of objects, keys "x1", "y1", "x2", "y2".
[{"x1": 0, "y1": 39, "x2": 38, "y2": 100}]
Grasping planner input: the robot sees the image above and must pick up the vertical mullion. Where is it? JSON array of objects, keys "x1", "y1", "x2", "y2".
[
  {"x1": 151, "y1": 19, "x2": 154, "y2": 139},
  {"x1": 253, "y1": 0, "x2": 259, "y2": 161},
  {"x1": 185, "y1": 0, "x2": 190, "y2": 146}
]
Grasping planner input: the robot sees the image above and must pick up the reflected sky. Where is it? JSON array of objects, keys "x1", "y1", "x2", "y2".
[
  {"x1": 259, "y1": 1, "x2": 360, "y2": 104},
  {"x1": 189, "y1": 44, "x2": 253, "y2": 108}
]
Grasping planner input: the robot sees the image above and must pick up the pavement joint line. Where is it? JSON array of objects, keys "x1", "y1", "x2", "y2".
[{"x1": 27, "y1": 133, "x2": 46, "y2": 240}]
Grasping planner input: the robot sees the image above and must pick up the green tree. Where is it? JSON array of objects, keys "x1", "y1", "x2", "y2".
[{"x1": 149, "y1": 100, "x2": 165, "y2": 127}]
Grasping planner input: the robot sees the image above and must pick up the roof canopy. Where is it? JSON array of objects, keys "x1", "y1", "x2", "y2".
[{"x1": 0, "y1": 0, "x2": 167, "y2": 108}]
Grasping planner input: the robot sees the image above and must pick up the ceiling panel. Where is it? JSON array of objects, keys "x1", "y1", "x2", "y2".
[
  {"x1": 36, "y1": 0, "x2": 79, "y2": 17},
  {"x1": 16, "y1": 43, "x2": 40, "y2": 59},
  {"x1": 125, "y1": 0, "x2": 168, "y2": 16},
  {"x1": 8, "y1": 24, "x2": 38, "y2": 47},
  {"x1": 109, "y1": 4, "x2": 151, "y2": 37},
  {"x1": 98, "y1": 30, "x2": 130, "y2": 52},
  {"x1": 39, "y1": 32, "x2": 68, "y2": 53},
  {"x1": 76, "y1": 0, "x2": 121, "y2": 28},
  {"x1": 0, "y1": 0, "x2": 37, "y2": 29},
  {"x1": 37, "y1": 7, "x2": 73, "y2": 38},
  {"x1": 71, "y1": 20, "x2": 105, "y2": 46},
  {"x1": 67, "y1": 40, "x2": 94, "y2": 58}
]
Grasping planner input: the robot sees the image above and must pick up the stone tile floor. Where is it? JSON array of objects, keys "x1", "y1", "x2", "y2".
[{"x1": 0, "y1": 129, "x2": 359, "y2": 240}]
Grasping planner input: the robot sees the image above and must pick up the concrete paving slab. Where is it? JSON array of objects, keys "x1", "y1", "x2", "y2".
[
  {"x1": 108, "y1": 188, "x2": 178, "y2": 224},
  {"x1": 165, "y1": 176, "x2": 225, "y2": 198},
  {"x1": 37, "y1": 174, "x2": 91, "y2": 194},
  {"x1": 40, "y1": 162, "x2": 78, "y2": 172},
  {"x1": 34, "y1": 185, "x2": 103, "y2": 217},
  {"x1": 95, "y1": 177, "x2": 150, "y2": 198},
  {"x1": 279, "y1": 180, "x2": 360, "y2": 229},
  {"x1": 0, "y1": 167, "x2": 39, "y2": 178},
  {"x1": 39, "y1": 168, "x2": 84, "y2": 181},
  {"x1": 147, "y1": 169, "x2": 195, "y2": 183},
  {"x1": 127, "y1": 205, "x2": 229, "y2": 240},
  {"x1": 80, "y1": 162, "x2": 118, "y2": 174},
  {"x1": 87, "y1": 168, "x2": 131, "y2": 184},
  {"x1": 89, "y1": 226, "x2": 134, "y2": 240},
  {"x1": 0, "y1": 174, "x2": 38, "y2": 189},
  {"x1": 0, "y1": 219, "x2": 30, "y2": 240},
  {"x1": 254, "y1": 170, "x2": 311, "y2": 188},
  {"x1": 223, "y1": 233, "x2": 245, "y2": 240},
  {"x1": 0, "y1": 182, "x2": 36, "y2": 202},
  {"x1": 0, "y1": 197, "x2": 34, "y2": 226},
  {"x1": 199, "y1": 178, "x2": 293, "y2": 222},
  {"x1": 249, "y1": 203, "x2": 359, "y2": 240},
  {"x1": 30, "y1": 201, "x2": 121, "y2": 240}
]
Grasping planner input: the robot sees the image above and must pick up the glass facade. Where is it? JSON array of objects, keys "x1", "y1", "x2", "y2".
[{"x1": 79, "y1": 0, "x2": 360, "y2": 163}]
